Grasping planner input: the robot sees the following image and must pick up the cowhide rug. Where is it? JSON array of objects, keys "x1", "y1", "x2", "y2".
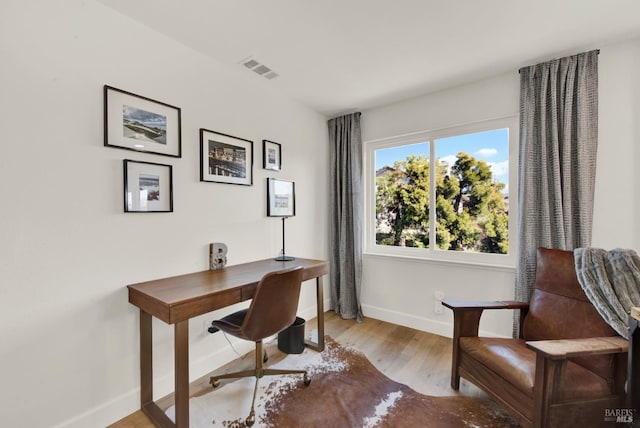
[{"x1": 167, "y1": 336, "x2": 518, "y2": 427}]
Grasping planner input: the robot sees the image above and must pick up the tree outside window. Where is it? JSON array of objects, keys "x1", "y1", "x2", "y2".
[{"x1": 374, "y1": 129, "x2": 509, "y2": 255}]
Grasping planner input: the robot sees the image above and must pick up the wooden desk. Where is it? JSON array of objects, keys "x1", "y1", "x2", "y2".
[{"x1": 128, "y1": 258, "x2": 329, "y2": 428}]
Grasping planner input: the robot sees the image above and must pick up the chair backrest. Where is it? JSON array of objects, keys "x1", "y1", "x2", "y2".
[
  {"x1": 522, "y1": 247, "x2": 619, "y2": 380},
  {"x1": 241, "y1": 266, "x2": 304, "y2": 342}
]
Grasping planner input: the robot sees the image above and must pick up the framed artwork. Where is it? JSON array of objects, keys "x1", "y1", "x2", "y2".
[
  {"x1": 267, "y1": 178, "x2": 295, "y2": 217},
  {"x1": 104, "y1": 85, "x2": 182, "y2": 158},
  {"x1": 262, "y1": 139, "x2": 281, "y2": 171},
  {"x1": 200, "y1": 129, "x2": 253, "y2": 185},
  {"x1": 123, "y1": 159, "x2": 173, "y2": 212}
]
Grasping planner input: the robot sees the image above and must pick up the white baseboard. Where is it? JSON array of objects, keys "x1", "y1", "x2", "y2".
[
  {"x1": 51, "y1": 388, "x2": 139, "y2": 428},
  {"x1": 362, "y1": 304, "x2": 454, "y2": 338},
  {"x1": 360, "y1": 304, "x2": 510, "y2": 339}
]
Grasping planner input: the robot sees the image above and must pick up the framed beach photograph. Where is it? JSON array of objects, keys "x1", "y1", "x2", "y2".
[
  {"x1": 267, "y1": 178, "x2": 295, "y2": 217},
  {"x1": 200, "y1": 129, "x2": 253, "y2": 185},
  {"x1": 104, "y1": 85, "x2": 182, "y2": 157},
  {"x1": 262, "y1": 139, "x2": 281, "y2": 171},
  {"x1": 123, "y1": 159, "x2": 173, "y2": 212}
]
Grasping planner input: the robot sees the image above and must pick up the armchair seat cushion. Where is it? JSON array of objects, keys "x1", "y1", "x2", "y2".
[{"x1": 460, "y1": 337, "x2": 613, "y2": 402}]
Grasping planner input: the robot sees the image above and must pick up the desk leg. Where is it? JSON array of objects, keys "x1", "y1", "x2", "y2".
[
  {"x1": 174, "y1": 320, "x2": 189, "y2": 428},
  {"x1": 305, "y1": 276, "x2": 325, "y2": 352},
  {"x1": 139, "y1": 311, "x2": 177, "y2": 428},
  {"x1": 140, "y1": 310, "x2": 153, "y2": 407}
]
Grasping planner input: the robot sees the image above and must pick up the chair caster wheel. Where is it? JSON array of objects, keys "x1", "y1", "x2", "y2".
[
  {"x1": 245, "y1": 410, "x2": 255, "y2": 427},
  {"x1": 211, "y1": 379, "x2": 220, "y2": 388},
  {"x1": 303, "y1": 374, "x2": 311, "y2": 386}
]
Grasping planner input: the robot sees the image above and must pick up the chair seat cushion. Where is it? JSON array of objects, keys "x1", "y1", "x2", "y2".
[
  {"x1": 460, "y1": 337, "x2": 613, "y2": 402},
  {"x1": 211, "y1": 309, "x2": 248, "y2": 338}
]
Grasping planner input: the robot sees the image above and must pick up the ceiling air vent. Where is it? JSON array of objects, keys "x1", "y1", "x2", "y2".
[
  {"x1": 253, "y1": 64, "x2": 271, "y2": 75},
  {"x1": 243, "y1": 59, "x2": 260, "y2": 69},
  {"x1": 239, "y1": 56, "x2": 279, "y2": 80}
]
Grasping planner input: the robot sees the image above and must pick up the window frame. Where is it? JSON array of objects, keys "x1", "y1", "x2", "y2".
[{"x1": 363, "y1": 116, "x2": 519, "y2": 268}]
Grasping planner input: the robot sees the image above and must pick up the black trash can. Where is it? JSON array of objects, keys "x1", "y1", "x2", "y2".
[{"x1": 278, "y1": 317, "x2": 305, "y2": 354}]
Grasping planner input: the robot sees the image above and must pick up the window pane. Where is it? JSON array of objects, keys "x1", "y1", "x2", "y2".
[
  {"x1": 434, "y1": 129, "x2": 509, "y2": 254},
  {"x1": 374, "y1": 142, "x2": 430, "y2": 248}
]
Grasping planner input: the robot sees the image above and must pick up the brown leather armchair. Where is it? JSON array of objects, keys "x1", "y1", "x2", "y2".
[{"x1": 443, "y1": 248, "x2": 628, "y2": 428}]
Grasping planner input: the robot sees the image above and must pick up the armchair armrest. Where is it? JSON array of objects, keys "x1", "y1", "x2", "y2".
[
  {"x1": 526, "y1": 336, "x2": 628, "y2": 360},
  {"x1": 442, "y1": 299, "x2": 529, "y2": 338},
  {"x1": 442, "y1": 299, "x2": 529, "y2": 311},
  {"x1": 526, "y1": 336, "x2": 628, "y2": 422}
]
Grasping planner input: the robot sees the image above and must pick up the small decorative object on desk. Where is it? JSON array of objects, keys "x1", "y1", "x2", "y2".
[{"x1": 210, "y1": 243, "x2": 228, "y2": 270}]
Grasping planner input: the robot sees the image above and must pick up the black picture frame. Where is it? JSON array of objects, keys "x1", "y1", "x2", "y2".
[
  {"x1": 104, "y1": 85, "x2": 182, "y2": 158},
  {"x1": 262, "y1": 139, "x2": 282, "y2": 171},
  {"x1": 267, "y1": 178, "x2": 295, "y2": 217},
  {"x1": 123, "y1": 159, "x2": 173, "y2": 213},
  {"x1": 200, "y1": 129, "x2": 253, "y2": 185}
]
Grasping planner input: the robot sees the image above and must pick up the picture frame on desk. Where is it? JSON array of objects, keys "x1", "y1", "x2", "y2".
[
  {"x1": 200, "y1": 129, "x2": 253, "y2": 186},
  {"x1": 123, "y1": 159, "x2": 173, "y2": 213},
  {"x1": 262, "y1": 139, "x2": 281, "y2": 171},
  {"x1": 104, "y1": 85, "x2": 182, "y2": 158}
]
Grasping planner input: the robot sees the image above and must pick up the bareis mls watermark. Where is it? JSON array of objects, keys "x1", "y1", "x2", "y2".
[{"x1": 604, "y1": 408, "x2": 634, "y2": 423}]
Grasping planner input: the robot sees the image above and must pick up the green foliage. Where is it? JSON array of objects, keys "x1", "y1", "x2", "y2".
[{"x1": 375, "y1": 151, "x2": 509, "y2": 254}]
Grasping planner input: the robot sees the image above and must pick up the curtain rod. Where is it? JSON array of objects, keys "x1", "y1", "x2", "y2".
[{"x1": 518, "y1": 49, "x2": 600, "y2": 73}]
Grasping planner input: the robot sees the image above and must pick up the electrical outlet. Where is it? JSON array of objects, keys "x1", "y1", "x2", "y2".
[
  {"x1": 434, "y1": 290, "x2": 445, "y2": 301},
  {"x1": 434, "y1": 301, "x2": 444, "y2": 314}
]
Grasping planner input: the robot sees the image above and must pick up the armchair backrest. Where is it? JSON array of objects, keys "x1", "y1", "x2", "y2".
[{"x1": 522, "y1": 247, "x2": 619, "y2": 381}]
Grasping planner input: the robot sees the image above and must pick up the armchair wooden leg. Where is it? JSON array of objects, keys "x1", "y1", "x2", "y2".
[
  {"x1": 448, "y1": 309, "x2": 483, "y2": 390},
  {"x1": 532, "y1": 353, "x2": 565, "y2": 428},
  {"x1": 451, "y1": 369, "x2": 460, "y2": 390},
  {"x1": 450, "y1": 334, "x2": 461, "y2": 390}
]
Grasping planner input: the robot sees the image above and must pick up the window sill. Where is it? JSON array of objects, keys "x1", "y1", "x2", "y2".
[{"x1": 363, "y1": 251, "x2": 516, "y2": 273}]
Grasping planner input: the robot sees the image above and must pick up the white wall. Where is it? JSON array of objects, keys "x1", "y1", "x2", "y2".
[
  {"x1": 361, "y1": 38, "x2": 640, "y2": 339},
  {"x1": 0, "y1": 1, "x2": 329, "y2": 427},
  {"x1": 594, "y1": 38, "x2": 640, "y2": 249}
]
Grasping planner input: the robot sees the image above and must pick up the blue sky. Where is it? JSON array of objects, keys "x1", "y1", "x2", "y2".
[{"x1": 375, "y1": 128, "x2": 509, "y2": 186}]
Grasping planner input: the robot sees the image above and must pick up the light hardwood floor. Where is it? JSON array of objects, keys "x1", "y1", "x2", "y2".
[{"x1": 109, "y1": 312, "x2": 486, "y2": 427}]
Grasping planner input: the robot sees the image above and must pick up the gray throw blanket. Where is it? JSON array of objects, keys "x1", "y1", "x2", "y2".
[{"x1": 574, "y1": 247, "x2": 640, "y2": 339}]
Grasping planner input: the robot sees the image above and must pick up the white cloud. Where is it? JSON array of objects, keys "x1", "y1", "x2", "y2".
[
  {"x1": 438, "y1": 156, "x2": 508, "y2": 183},
  {"x1": 438, "y1": 155, "x2": 457, "y2": 175},
  {"x1": 439, "y1": 154, "x2": 457, "y2": 166},
  {"x1": 489, "y1": 160, "x2": 509, "y2": 177},
  {"x1": 475, "y1": 148, "x2": 498, "y2": 157}
]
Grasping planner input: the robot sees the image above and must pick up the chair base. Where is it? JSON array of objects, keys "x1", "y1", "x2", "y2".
[
  {"x1": 210, "y1": 367, "x2": 311, "y2": 387},
  {"x1": 209, "y1": 340, "x2": 311, "y2": 427}
]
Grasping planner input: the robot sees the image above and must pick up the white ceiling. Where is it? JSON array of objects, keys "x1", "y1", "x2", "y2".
[{"x1": 97, "y1": 0, "x2": 640, "y2": 117}]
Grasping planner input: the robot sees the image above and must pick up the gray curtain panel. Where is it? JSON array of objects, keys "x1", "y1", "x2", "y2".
[
  {"x1": 328, "y1": 112, "x2": 363, "y2": 321},
  {"x1": 516, "y1": 50, "x2": 599, "y2": 318}
]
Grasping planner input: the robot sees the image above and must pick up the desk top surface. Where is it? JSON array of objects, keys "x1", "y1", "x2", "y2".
[{"x1": 128, "y1": 257, "x2": 329, "y2": 324}]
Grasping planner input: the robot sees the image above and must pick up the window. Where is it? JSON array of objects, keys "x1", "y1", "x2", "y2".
[{"x1": 364, "y1": 117, "x2": 518, "y2": 267}]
